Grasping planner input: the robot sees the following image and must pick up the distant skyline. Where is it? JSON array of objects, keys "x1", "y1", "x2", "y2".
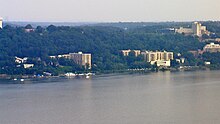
[{"x1": 0, "y1": 0, "x2": 220, "y2": 22}]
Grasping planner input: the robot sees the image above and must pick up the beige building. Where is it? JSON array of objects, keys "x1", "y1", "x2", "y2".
[
  {"x1": 192, "y1": 22, "x2": 210, "y2": 37},
  {"x1": 203, "y1": 43, "x2": 220, "y2": 53},
  {"x1": 176, "y1": 22, "x2": 210, "y2": 37},
  {"x1": 0, "y1": 18, "x2": 2, "y2": 29},
  {"x1": 121, "y1": 50, "x2": 141, "y2": 57},
  {"x1": 69, "y1": 52, "x2": 92, "y2": 69},
  {"x1": 175, "y1": 27, "x2": 193, "y2": 35},
  {"x1": 141, "y1": 51, "x2": 174, "y2": 67}
]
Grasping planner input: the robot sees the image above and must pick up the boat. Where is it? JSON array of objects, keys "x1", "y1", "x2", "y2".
[
  {"x1": 64, "y1": 72, "x2": 76, "y2": 77},
  {"x1": 86, "y1": 75, "x2": 90, "y2": 79}
]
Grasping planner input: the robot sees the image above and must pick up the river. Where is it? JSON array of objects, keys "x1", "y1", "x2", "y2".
[{"x1": 0, "y1": 70, "x2": 220, "y2": 124}]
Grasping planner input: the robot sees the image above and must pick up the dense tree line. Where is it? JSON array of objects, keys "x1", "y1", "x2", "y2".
[{"x1": 0, "y1": 23, "x2": 212, "y2": 75}]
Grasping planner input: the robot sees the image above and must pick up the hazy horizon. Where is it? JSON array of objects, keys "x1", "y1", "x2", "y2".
[{"x1": 1, "y1": 0, "x2": 220, "y2": 22}]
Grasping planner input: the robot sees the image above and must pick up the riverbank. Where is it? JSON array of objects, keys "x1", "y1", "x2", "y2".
[{"x1": 0, "y1": 65, "x2": 211, "y2": 81}]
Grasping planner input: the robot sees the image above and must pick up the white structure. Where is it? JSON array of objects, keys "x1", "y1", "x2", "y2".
[
  {"x1": 204, "y1": 62, "x2": 211, "y2": 65},
  {"x1": 15, "y1": 57, "x2": 28, "y2": 64},
  {"x1": 141, "y1": 51, "x2": 174, "y2": 67},
  {"x1": 23, "y1": 64, "x2": 34, "y2": 69},
  {"x1": 176, "y1": 58, "x2": 185, "y2": 64},
  {"x1": 203, "y1": 43, "x2": 220, "y2": 53},
  {"x1": 65, "y1": 72, "x2": 76, "y2": 77},
  {"x1": 0, "y1": 18, "x2": 2, "y2": 29},
  {"x1": 57, "y1": 54, "x2": 70, "y2": 59}
]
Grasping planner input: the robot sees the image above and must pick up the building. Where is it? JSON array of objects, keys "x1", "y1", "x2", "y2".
[
  {"x1": 23, "y1": 64, "x2": 34, "y2": 69},
  {"x1": 57, "y1": 54, "x2": 70, "y2": 59},
  {"x1": 49, "y1": 56, "x2": 56, "y2": 59},
  {"x1": 192, "y1": 22, "x2": 210, "y2": 37},
  {"x1": 15, "y1": 57, "x2": 28, "y2": 64},
  {"x1": 0, "y1": 18, "x2": 2, "y2": 29},
  {"x1": 69, "y1": 52, "x2": 92, "y2": 69},
  {"x1": 175, "y1": 27, "x2": 193, "y2": 35},
  {"x1": 121, "y1": 50, "x2": 141, "y2": 57},
  {"x1": 133, "y1": 50, "x2": 141, "y2": 57},
  {"x1": 176, "y1": 22, "x2": 210, "y2": 37},
  {"x1": 121, "y1": 50, "x2": 131, "y2": 56},
  {"x1": 141, "y1": 51, "x2": 174, "y2": 67},
  {"x1": 203, "y1": 43, "x2": 220, "y2": 53}
]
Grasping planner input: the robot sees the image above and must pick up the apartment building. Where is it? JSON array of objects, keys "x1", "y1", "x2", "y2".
[
  {"x1": 69, "y1": 52, "x2": 92, "y2": 69},
  {"x1": 121, "y1": 50, "x2": 141, "y2": 57},
  {"x1": 141, "y1": 51, "x2": 174, "y2": 67}
]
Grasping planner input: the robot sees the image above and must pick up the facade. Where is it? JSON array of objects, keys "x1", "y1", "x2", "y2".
[
  {"x1": 121, "y1": 50, "x2": 141, "y2": 57},
  {"x1": 0, "y1": 18, "x2": 2, "y2": 29},
  {"x1": 141, "y1": 51, "x2": 174, "y2": 67},
  {"x1": 203, "y1": 43, "x2": 220, "y2": 53},
  {"x1": 69, "y1": 52, "x2": 92, "y2": 69}
]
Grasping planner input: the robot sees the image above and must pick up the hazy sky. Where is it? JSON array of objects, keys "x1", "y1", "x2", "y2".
[{"x1": 0, "y1": 0, "x2": 219, "y2": 22}]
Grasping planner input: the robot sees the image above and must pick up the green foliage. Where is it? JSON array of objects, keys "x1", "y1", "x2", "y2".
[{"x1": 0, "y1": 23, "x2": 215, "y2": 75}]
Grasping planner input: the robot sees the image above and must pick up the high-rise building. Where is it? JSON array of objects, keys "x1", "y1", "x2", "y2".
[
  {"x1": 69, "y1": 52, "x2": 92, "y2": 69},
  {"x1": 0, "y1": 18, "x2": 3, "y2": 29},
  {"x1": 192, "y1": 22, "x2": 202, "y2": 36},
  {"x1": 192, "y1": 22, "x2": 210, "y2": 37}
]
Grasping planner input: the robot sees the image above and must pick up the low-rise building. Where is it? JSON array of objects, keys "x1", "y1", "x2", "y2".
[
  {"x1": 49, "y1": 56, "x2": 56, "y2": 59},
  {"x1": 205, "y1": 61, "x2": 211, "y2": 65},
  {"x1": 24, "y1": 64, "x2": 34, "y2": 69},
  {"x1": 175, "y1": 27, "x2": 193, "y2": 35},
  {"x1": 57, "y1": 54, "x2": 70, "y2": 59},
  {"x1": 203, "y1": 43, "x2": 220, "y2": 53}
]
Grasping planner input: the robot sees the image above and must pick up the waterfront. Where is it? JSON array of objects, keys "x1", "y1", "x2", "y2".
[{"x1": 1, "y1": 70, "x2": 220, "y2": 124}]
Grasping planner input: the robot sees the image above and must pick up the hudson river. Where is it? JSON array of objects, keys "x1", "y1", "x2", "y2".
[{"x1": 1, "y1": 71, "x2": 220, "y2": 124}]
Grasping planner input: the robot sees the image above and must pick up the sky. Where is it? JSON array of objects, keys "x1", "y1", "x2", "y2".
[{"x1": 0, "y1": 0, "x2": 219, "y2": 22}]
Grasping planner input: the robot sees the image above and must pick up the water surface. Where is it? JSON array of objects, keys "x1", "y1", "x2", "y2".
[{"x1": 1, "y1": 71, "x2": 220, "y2": 124}]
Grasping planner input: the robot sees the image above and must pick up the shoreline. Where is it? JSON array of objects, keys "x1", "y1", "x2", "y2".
[{"x1": 0, "y1": 66, "x2": 212, "y2": 81}]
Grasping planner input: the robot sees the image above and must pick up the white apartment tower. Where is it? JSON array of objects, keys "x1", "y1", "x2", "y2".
[{"x1": 0, "y1": 18, "x2": 3, "y2": 29}]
